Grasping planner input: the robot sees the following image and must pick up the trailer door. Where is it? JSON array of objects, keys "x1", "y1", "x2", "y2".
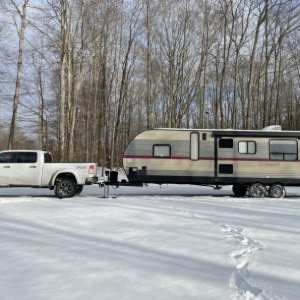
[{"x1": 217, "y1": 138, "x2": 234, "y2": 177}]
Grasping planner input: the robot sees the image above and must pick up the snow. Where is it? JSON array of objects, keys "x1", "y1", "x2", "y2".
[{"x1": 0, "y1": 185, "x2": 300, "y2": 300}]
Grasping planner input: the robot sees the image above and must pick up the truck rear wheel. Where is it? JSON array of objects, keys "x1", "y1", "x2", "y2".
[
  {"x1": 232, "y1": 184, "x2": 248, "y2": 197},
  {"x1": 249, "y1": 183, "x2": 266, "y2": 198},
  {"x1": 55, "y1": 178, "x2": 77, "y2": 199},
  {"x1": 75, "y1": 185, "x2": 83, "y2": 196},
  {"x1": 269, "y1": 184, "x2": 286, "y2": 198}
]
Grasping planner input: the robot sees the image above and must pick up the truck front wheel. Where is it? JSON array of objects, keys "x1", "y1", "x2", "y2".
[{"x1": 55, "y1": 178, "x2": 77, "y2": 198}]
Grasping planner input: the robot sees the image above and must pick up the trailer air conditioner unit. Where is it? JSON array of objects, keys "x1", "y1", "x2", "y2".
[{"x1": 262, "y1": 125, "x2": 281, "y2": 131}]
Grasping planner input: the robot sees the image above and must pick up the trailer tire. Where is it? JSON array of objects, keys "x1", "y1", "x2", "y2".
[
  {"x1": 232, "y1": 184, "x2": 248, "y2": 197},
  {"x1": 269, "y1": 184, "x2": 286, "y2": 198},
  {"x1": 55, "y1": 178, "x2": 77, "y2": 199},
  {"x1": 249, "y1": 183, "x2": 266, "y2": 198}
]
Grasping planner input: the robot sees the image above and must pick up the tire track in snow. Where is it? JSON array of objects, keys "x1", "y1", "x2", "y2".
[{"x1": 172, "y1": 206, "x2": 284, "y2": 300}]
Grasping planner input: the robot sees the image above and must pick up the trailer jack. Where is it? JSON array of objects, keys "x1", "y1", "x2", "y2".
[
  {"x1": 99, "y1": 170, "x2": 143, "y2": 198},
  {"x1": 214, "y1": 185, "x2": 222, "y2": 190}
]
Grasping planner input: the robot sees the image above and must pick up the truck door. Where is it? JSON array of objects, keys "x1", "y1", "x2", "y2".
[
  {"x1": 10, "y1": 152, "x2": 39, "y2": 186},
  {"x1": 217, "y1": 138, "x2": 234, "y2": 177},
  {"x1": 0, "y1": 152, "x2": 14, "y2": 185}
]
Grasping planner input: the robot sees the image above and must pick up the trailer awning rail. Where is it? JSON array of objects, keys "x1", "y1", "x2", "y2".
[{"x1": 212, "y1": 131, "x2": 300, "y2": 138}]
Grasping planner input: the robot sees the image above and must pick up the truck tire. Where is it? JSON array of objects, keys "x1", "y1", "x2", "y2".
[
  {"x1": 249, "y1": 183, "x2": 266, "y2": 198},
  {"x1": 232, "y1": 184, "x2": 248, "y2": 197},
  {"x1": 75, "y1": 185, "x2": 83, "y2": 196},
  {"x1": 269, "y1": 184, "x2": 286, "y2": 198},
  {"x1": 55, "y1": 178, "x2": 77, "y2": 199}
]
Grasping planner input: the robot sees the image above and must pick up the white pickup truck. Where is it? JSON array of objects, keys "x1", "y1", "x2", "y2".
[{"x1": 0, "y1": 150, "x2": 98, "y2": 198}]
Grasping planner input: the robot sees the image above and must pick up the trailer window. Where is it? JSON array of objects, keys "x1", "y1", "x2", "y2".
[
  {"x1": 269, "y1": 140, "x2": 297, "y2": 161},
  {"x1": 238, "y1": 141, "x2": 256, "y2": 154},
  {"x1": 219, "y1": 139, "x2": 233, "y2": 148},
  {"x1": 153, "y1": 145, "x2": 171, "y2": 158},
  {"x1": 190, "y1": 132, "x2": 199, "y2": 160}
]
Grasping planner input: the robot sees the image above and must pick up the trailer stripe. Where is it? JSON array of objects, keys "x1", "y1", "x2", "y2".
[{"x1": 123, "y1": 155, "x2": 297, "y2": 162}]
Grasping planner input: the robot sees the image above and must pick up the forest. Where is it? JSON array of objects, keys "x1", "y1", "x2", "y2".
[{"x1": 0, "y1": 0, "x2": 300, "y2": 166}]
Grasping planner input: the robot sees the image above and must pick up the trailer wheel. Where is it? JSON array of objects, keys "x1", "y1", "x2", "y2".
[
  {"x1": 55, "y1": 178, "x2": 77, "y2": 199},
  {"x1": 232, "y1": 184, "x2": 248, "y2": 197},
  {"x1": 249, "y1": 183, "x2": 266, "y2": 198},
  {"x1": 269, "y1": 184, "x2": 286, "y2": 198}
]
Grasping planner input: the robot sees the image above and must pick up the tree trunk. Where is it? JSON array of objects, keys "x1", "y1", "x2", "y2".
[
  {"x1": 246, "y1": 1, "x2": 267, "y2": 129},
  {"x1": 8, "y1": 0, "x2": 30, "y2": 149},
  {"x1": 59, "y1": 0, "x2": 68, "y2": 161},
  {"x1": 146, "y1": 0, "x2": 153, "y2": 129}
]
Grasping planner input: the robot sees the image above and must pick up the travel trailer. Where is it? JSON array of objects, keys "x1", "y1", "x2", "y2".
[{"x1": 121, "y1": 126, "x2": 300, "y2": 198}]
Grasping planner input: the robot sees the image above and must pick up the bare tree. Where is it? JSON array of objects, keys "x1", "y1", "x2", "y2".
[
  {"x1": 7, "y1": 0, "x2": 30, "y2": 149},
  {"x1": 110, "y1": 0, "x2": 142, "y2": 167},
  {"x1": 245, "y1": 0, "x2": 268, "y2": 129},
  {"x1": 2, "y1": 0, "x2": 300, "y2": 165}
]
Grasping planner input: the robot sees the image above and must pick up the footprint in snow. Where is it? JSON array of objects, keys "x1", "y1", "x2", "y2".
[
  {"x1": 173, "y1": 207, "x2": 284, "y2": 300},
  {"x1": 220, "y1": 224, "x2": 284, "y2": 300}
]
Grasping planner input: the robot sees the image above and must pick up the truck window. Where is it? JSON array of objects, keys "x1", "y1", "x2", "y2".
[
  {"x1": 269, "y1": 140, "x2": 297, "y2": 160},
  {"x1": 238, "y1": 141, "x2": 256, "y2": 154},
  {"x1": 0, "y1": 152, "x2": 14, "y2": 163},
  {"x1": 16, "y1": 152, "x2": 37, "y2": 163},
  {"x1": 44, "y1": 153, "x2": 53, "y2": 163},
  {"x1": 153, "y1": 145, "x2": 171, "y2": 158}
]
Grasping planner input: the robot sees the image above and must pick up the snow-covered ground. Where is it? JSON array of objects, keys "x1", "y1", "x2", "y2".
[{"x1": 0, "y1": 184, "x2": 300, "y2": 300}]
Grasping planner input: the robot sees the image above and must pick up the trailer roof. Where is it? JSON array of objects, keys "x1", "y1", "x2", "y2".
[{"x1": 153, "y1": 128, "x2": 300, "y2": 138}]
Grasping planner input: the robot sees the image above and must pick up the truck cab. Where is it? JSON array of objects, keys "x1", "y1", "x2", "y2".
[{"x1": 0, "y1": 150, "x2": 45, "y2": 186}]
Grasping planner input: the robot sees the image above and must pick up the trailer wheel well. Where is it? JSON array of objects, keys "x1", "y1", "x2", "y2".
[{"x1": 271, "y1": 182, "x2": 284, "y2": 187}]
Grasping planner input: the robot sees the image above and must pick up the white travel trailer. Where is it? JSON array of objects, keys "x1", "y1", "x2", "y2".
[{"x1": 122, "y1": 126, "x2": 300, "y2": 198}]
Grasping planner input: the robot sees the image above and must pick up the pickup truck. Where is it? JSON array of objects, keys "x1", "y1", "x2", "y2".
[{"x1": 0, "y1": 150, "x2": 98, "y2": 198}]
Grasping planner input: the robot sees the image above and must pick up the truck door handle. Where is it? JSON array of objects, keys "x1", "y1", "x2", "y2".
[
  {"x1": 3, "y1": 166, "x2": 10, "y2": 168},
  {"x1": 30, "y1": 166, "x2": 37, "y2": 168}
]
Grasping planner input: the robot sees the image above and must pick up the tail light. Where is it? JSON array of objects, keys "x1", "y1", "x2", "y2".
[{"x1": 88, "y1": 164, "x2": 95, "y2": 174}]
